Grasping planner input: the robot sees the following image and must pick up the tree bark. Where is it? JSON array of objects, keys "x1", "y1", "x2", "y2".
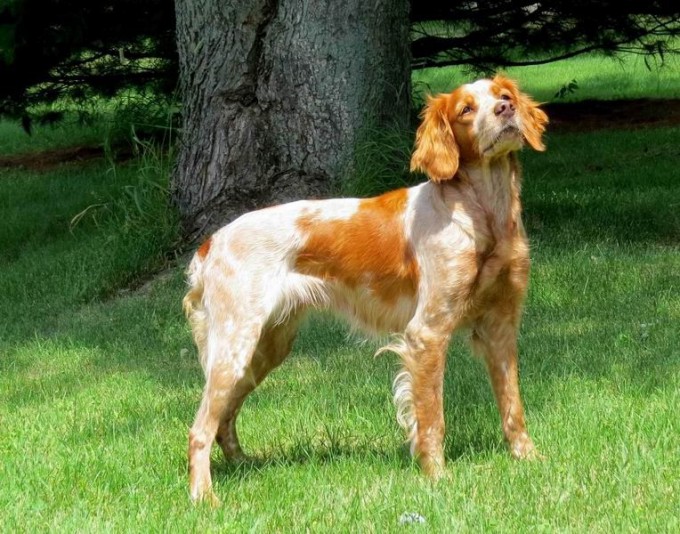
[{"x1": 172, "y1": 0, "x2": 411, "y2": 239}]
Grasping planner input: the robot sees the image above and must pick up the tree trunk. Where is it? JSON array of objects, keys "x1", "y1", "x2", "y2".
[{"x1": 172, "y1": 0, "x2": 411, "y2": 239}]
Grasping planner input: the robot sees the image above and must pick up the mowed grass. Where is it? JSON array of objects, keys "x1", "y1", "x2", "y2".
[
  {"x1": 413, "y1": 50, "x2": 680, "y2": 103},
  {"x1": 2, "y1": 57, "x2": 679, "y2": 529}
]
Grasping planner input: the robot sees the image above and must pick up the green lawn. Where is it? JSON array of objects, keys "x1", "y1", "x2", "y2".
[
  {"x1": 1, "y1": 55, "x2": 679, "y2": 530},
  {"x1": 413, "y1": 50, "x2": 680, "y2": 103}
]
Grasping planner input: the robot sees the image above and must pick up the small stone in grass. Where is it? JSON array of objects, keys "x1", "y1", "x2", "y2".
[{"x1": 399, "y1": 512, "x2": 426, "y2": 525}]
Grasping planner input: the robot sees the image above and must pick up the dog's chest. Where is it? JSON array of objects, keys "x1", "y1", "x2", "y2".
[{"x1": 472, "y1": 219, "x2": 529, "y2": 299}]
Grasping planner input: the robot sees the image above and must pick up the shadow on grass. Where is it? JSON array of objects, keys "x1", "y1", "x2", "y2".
[
  {"x1": 213, "y1": 440, "x2": 412, "y2": 481},
  {"x1": 520, "y1": 125, "x2": 680, "y2": 247},
  {"x1": 525, "y1": 197, "x2": 680, "y2": 247}
]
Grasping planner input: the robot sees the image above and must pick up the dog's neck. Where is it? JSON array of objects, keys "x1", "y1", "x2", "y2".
[{"x1": 457, "y1": 153, "x2": 523, "y2": 243}]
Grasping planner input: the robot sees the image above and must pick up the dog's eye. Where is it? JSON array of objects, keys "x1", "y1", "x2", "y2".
[
  {"x1": 460, "y1": 105, "x2": 473, "y2": 116},
  {"x1": 500, "y1": 94, "x2": 512, "y2": 101}
]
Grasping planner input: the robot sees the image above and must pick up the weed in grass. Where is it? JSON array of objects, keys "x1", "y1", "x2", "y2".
[
  {"x1": 554, "y1": 79, "x2": 580, "y2": 100},
  {"x1": 343, "y1": 122, "x2": 418, "y2": 197},
  {"x1": 103, "y1": 91, "x2": 180, "y2": 148}
]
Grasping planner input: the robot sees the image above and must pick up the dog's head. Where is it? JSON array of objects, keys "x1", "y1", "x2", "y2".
[{"x1": 411, "y1": 76, "x2": 548, "y2": 182}]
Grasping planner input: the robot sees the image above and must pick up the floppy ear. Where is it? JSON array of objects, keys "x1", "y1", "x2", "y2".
[
  {"x1": 493, "y1": 75, "x2": 549, "y2": 152},
  {"x1": 410, "y1": 94, "x2": 459, "y2": 182},
  {"x1": 518, "y1": 95, "x2": 548, "y2": 152}
]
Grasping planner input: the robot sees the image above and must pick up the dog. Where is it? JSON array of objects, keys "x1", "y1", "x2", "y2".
[{"x1": 183, "y1": 75, "x2": 548, "y2": 503}]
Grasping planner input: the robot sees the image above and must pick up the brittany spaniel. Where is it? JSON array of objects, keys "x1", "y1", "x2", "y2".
[{"x1": 183, "y1": 75, "x2": 548, "y2": 503}]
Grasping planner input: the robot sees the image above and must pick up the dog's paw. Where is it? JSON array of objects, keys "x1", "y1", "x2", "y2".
[
  {"x1": 419, "y1": 450, "x2": 447, "y2": 480},
  {"x1": 191, "y1": 489, "x2": 221, "y2": 508},
  {"x1": 510, "y1": 434, "x2": 543, "y2": 461}
]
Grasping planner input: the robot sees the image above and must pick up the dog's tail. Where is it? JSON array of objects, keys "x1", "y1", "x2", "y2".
[
  {"x1": 183, "y1": 242, "x2": 210, "y2": 373},
  {"x1": 376, "y1": 336, "x2": 418, "y2": 456}
]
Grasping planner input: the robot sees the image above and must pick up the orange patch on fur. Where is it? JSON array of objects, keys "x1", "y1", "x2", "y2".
[
  {"x1": 295, "y1": 189, "x2": 418, "y2": 304},
  {"x1": 197, "y1": 236, "x2": 212, "y2": 259}
]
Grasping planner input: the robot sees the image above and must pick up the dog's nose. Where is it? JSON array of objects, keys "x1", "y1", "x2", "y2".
[{"x1": 494, "y1": 101, "x2": 515, "y2": 118}]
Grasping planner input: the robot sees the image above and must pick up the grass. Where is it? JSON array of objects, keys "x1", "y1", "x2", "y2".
[
  {"x1": 0, "y1": 117, "x2": 109, "y2": 155},
  {"x1": 413, "y1": 50, "x2": 680, "y2": 104},
  {"x1": 0, "y1": 147, "x2": 180, "y2": 340},
  {"x1": 1, "y1": 51, "x2": 679, "y2": 530},
  {"x1": 0, "y1": 91, "x2": 177, "y2": 156}
]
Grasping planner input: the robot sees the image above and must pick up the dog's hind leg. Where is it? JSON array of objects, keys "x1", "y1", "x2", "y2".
[
  {"x1": 188, "y1": 314, "x2": 265, "y2": 505},
  {"x1": 383, "y1": 318, "x2": 454, "y2": 480},
  {"x1": 214, "y1": 313, "x2": 304, "y2": 462}
]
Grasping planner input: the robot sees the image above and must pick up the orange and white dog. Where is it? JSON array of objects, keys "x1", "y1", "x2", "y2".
[{"x1": 183, "y1": 75, "x2": 548, "y2": 503}]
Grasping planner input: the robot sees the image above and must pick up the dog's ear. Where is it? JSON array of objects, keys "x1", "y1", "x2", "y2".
[
  {"x1": 518, "y1": 95, "x2": 548, "y2": 152},
  {"x1": 494, "y1": 75, "x2": 548, "y2": 152},
  {"x1": 410, "y1": 94, "x2": 460, "y2": 182}
]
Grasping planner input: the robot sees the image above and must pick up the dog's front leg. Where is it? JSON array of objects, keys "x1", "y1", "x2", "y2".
[{"x1": 472, "y1": 313, "x2": 537, "y2": 460}]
